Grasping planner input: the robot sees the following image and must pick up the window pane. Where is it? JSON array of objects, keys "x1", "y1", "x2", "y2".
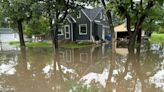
[
  {"x1": 66, "y1": 27, "x2": 69, "y2": 32},
  {"x1": 66, "y1": 34, "x2": 69, "y2": 38},
  {"x1": 80, "y1": 26, "x2": 86, "y2": 33}
]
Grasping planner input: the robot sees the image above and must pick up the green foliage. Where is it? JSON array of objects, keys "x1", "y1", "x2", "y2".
[
  {"x1": 158, "y1": 27, "x2": 164, "y2": 33},
  {"x1": 0, "y1": 0, "x2": 34, "y2": 27},
  {"x1": 105, "y1": 0, "x2": 164, "y2": 27},
  {"x1": 149, "y1": 33, "x2": 164, "y2": 42},
  {"x1": 71, "y1": 85, "x2": 99, "y2": 92},
  {"x1": 9, "y1": 41, "x2": 52, "y2": 47},
  {"x1": 61, "y1": 42, "x2": 94, "y2": 48},
  {"x1": 26, "y1": 42, "x2": 52, "y2": 47},
  {"x1": 142, "y1": 3, "x2": 164, "y2": 33},
  {"x1": 24, "y1": 16, "x2": 49, "y2": 38}
]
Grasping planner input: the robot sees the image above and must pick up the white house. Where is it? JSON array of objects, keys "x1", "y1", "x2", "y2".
[{"x1": 0, "y1": 28, "x2": 19, "y2": 42}]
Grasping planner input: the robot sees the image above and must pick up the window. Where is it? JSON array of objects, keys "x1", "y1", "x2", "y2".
[
  {"x1": 64, "y1": 25, "x2": 70, "y2": 39},
  {"x1": 79, "y1": 24, "x2": 87, "y2": 35},
  {"x1": 58, "y1": 29, "x2": 63, "y2": 35},
  {"x1": 77, "y1": 12, "x2": 81, "y2": 18}
]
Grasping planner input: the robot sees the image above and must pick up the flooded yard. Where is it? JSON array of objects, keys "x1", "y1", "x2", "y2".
[{"x1": 0, "y1": 42, "x2": 164, "y2": 92}]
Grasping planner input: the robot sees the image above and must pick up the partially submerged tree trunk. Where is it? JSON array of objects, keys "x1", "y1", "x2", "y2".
[
  {"x1": 52, "y1": 24, "x2": 59, "y2": 49},
  {"x1": 106, "y1": 10, "x2": 115, "y2": 50},
  {"x1": 17, "y1": 19, "x2": 25, "y2": 47},
  {"x1": 137, "y1": 28, "x2": 142, "y2": 44}
]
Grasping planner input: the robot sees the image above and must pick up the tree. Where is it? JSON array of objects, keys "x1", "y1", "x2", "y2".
[
  {"x1": 0, "y1": 0, "x2": 34, "y2": 47},
  {"x1": 23, "y1": 16, "x2": 49, "y2": 38},
  {"x1": 142, "y1": 3, "x2": 164, "y2": 36},
  {"x1": 103, "y1": 0, "x2": 164, "y2": 52},
  {"x1": 35, "y1": 0, "x2": 79, "y2": 50}
]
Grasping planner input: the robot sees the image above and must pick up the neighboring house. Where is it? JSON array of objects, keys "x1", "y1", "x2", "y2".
[
  {"x1": 114, "y1": 23, "x2": 145, "y2": 40},
  {"x1": 58, "y1": 7, "x2": 110, "y2": 42},
  {"x1": 0, "y1": 28, "x2": 19, "y2": 42}
]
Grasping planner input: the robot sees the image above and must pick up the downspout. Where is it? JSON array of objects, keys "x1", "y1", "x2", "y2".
[
  {"x1": 90, "y1": 21, "x2": 93, "y2": 42},
  {"x1": 71, "y1": 23, "x2": 73, "y2": 41}
]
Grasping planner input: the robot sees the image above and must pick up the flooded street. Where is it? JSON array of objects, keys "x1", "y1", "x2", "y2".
[{"x1": 0, "y1": 43, "x2": 164, "y2": 92}]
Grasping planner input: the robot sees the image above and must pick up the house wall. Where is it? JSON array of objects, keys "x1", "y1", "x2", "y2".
[
  {"x1": 58, "y1": 21, "x2": 72, "y2": 40},
  {"x1": 93, "y1": 10, "x2": 110, "y2": 41},
  {"x1": 73, "y1": 11, "x2": 91, "y2": 41},
  {"x1": 0, "y1": 33, "x2": 19, "y2": 42},
  {"x1": 92, "y1": 22, "x2": 97, "y2": 39},
  {"x1": 97, "y1": 25, "x2": 103, "y2": 40}
]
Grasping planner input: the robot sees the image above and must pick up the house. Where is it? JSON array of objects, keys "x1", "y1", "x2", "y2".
[
  {"x1": 114, "y1": 23, "x2": 145, "y2": 40},
  {"x1": 58, "y1": 7, "x2": 110, "y2": 42},
  {"x1": 0, "y1": 28, "x2": 19, "y2": 42}
]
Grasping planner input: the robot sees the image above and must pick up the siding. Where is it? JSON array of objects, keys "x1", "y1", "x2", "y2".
[
  {"x1": 59, "y1": 20, "x2": 71, "y2": 40},
  {"x1": 0, "y1": 33, "x2": 19, "y2": 42},
  {"x1": 73, "y1": 11, "x2": 91, "y2": 41}
]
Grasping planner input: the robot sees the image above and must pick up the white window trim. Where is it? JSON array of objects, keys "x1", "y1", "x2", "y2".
[
  {"x1": 64, "y1": 25, "x2": 70, "y2": 39},
  {"x1": 58, "y1": 29, "x2": 64, "y2": 35},
  {"x1": 79, "y1": 24, "x2": 87, "y2": 35}
]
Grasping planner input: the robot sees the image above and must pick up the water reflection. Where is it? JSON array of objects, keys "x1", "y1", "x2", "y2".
[{"x1": 0, "y1": 43, "x2": 164, "y2": 92}]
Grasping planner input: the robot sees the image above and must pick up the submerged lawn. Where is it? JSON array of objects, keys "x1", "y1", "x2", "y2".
[
  {"x1": 149, "y1": 33, "x2": 164, "y2": 42},
  {"x1": 9, "y1": 41, "x2": 94, "y2": 48},
  {"x1": 60, "y1": 41, "x2": 94, "y2": 48},
  {"x1": 9, "y1": 41, "x2": 52, "y2": 47},
  {"x1": 61, "y1": 43, "x2": 93, "y2": 48}
]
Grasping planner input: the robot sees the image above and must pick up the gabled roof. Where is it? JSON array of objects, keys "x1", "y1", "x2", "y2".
[
  {"x1": 66, "y1": 15, "x2": 77, "y2": 23},
  {"x1": 114, "y1": 23, "x2": 134, "y2": 32},
  {"x1": 114, "y1": 24, "x2": 127, "y2": 32},
  {"x1": 82, "y1": 7, "x2": 103, "y2": 21}
]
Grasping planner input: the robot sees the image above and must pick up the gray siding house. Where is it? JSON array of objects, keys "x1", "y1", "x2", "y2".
[{"x1": 58, "y1": 7, "x2": 110, "y2": 42}]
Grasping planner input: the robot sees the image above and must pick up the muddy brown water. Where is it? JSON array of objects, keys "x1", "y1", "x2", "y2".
[{"x1": 0, "y1": 43, "x2": 164, "y2": 92}]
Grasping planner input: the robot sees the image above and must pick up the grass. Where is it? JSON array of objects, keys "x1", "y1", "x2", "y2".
[
  {"x1": 61, "y1": 42, "x2": 94, "y2": 48},
  {"x1": 26, "y1": 42, "x2": 52, "y2": 47},
  {"x1": 9, "y1": 40, "x2": 94, "y2": 48},
  {"x1": 149, "y1": 33, "x2": 164, "y2": 42},
  {"x1": 9, "y1": 41, "x2": 52, "y2": 47},
  {"x1": 9, "y1": 41, "x2": 19, "y2": 45}
]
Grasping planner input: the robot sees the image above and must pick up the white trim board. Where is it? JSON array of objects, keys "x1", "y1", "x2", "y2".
[
  {"x1": 79, "y1": 24, "x2": 87, "y2": 35},
  {"x1": 64, "y1": 25, "x2": 70, "y2": 39}
]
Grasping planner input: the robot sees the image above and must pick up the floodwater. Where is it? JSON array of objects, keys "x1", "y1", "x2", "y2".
[{"x1": 0, "y1": 42, "x2": 164, "y2": 92}]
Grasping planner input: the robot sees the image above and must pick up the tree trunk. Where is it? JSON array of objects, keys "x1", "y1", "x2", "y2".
[
  {"x1": 51, "y1": 24, "x2": 58, "y2": 50},
  {"x1": 106, "y1": 10, "x2": 115, "y2": 49},
  {"x1": 128, "y1": 32, "x2": 137, "y2": 53},
  {"x1": 54, "y1": 25, "x2": 59, "y2": 49},
  {"x1": 17, "y1": 19, "x2": 25, "y2": 47},
  {"x1": 137, "y1": 28, "x2": 142, "y2": 44}
]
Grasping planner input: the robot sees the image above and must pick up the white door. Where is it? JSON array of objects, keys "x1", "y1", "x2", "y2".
[{"x1": 65, "y1": 25, "x2": 70, "y2": 39}]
